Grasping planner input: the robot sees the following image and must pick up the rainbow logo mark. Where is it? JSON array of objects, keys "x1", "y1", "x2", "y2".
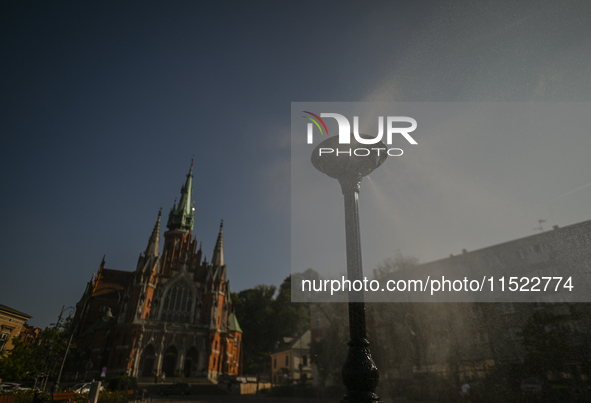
[{"x1": 303, "y1": 111, "x2": 329, "y2": 143}]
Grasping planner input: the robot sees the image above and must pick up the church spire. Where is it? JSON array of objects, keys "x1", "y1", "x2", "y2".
[
  {"x1": 211, "y1": 220, "x2": 224, "y2": 266},
  {"x1": 144, "y1": 209, "x2": 162, "y2": 257},
  {"x1": 167, "y1": 160, "x2": 195, "y2": 232}
]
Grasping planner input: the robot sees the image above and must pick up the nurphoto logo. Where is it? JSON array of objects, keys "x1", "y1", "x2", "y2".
[{"x1": 303, "y1": 111, "x2": 418, "y2": 156}]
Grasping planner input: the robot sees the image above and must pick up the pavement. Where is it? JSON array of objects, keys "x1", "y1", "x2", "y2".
[
  {"x1": 149, "y1": 396, "x2": 341, "y2": 403},
  {"x1": 147, "y1": 395, "x2": 442, "y2": 403}
]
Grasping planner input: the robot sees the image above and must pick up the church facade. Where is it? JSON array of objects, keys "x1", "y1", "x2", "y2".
[{"x1": 70, "y1": 162, "x2": 242, "y2": 381}]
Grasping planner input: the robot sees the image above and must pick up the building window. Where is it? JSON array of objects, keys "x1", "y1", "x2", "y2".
[
  {"x1": 161, "y1": 281, "x2": 193, "y2": 323},
  {"x1": 285, "y1": 355, "x2": 289, "y2": 366},
  {"x1": 302, "y1": 355, "x2": 307, "y2": 366},
  {"x1": 274, "y1": 358, "x2": 277, "y2": 369},
  {"x1": 0, "y1": 331, "x2": 10, "y2": 352}
]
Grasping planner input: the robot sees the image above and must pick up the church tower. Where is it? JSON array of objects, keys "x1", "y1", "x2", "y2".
[
  {"x1": 70, "y1": 160, "x2": 242, "y2": 382},
  {"x1": 160, "y1": 160, "x2": 203, "y2": 279}
]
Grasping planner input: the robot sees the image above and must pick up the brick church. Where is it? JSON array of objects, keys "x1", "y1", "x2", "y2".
[{"x1": 70, "y1": 161, "x2": 242, "y2": 381}]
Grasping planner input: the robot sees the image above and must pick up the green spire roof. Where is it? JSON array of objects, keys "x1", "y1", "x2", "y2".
[
  {"x1": 228, "y1": 312, "x2": 242, "y2": 333},
  {"x1": 167, "y1": 160, "x2": 195, "y2": 232}
]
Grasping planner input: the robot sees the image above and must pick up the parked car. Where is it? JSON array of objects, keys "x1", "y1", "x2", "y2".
[
  {"x1": 158, "y1": 383, "x2": 191, "y2": 396},
  {"x1": 0, "y1": 382, "x2": 30, "y2": 391},
  {"x1": 70, "y1": 382, "x2": 104, "y2": 394}
]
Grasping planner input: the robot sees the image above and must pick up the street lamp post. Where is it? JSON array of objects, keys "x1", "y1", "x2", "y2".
[
  {"x1": 52, "y1": 288, "x2": 121, "y2": 392},
  {"x1": 311, "y1": 135, "x2": 387, "y2": 403},
  {"x1": 44, "y1": 306, "x2": 74, "y2": 391},
  {"x1": 52, "y1": 298, "x2": 91, "y2": 392}
]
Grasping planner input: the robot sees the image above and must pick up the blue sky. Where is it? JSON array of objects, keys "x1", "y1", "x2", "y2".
[{"x1": 2, "y1": 1, "x2": 591, "y2": 328}]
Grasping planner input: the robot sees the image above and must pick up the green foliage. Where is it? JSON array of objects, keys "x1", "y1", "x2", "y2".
[
  {"x1": 0, "y1": 338, "x2": 37, "y2": 381},
  {"x1": 106, "y1": 375, "x2": 138, "y2": 391},
  {"x1": 309, "y1": 303, "x2": 348, "y2": 387},
  {"x1": 273, "y1": 276, "x2": 311, "y2": 341},
  {"x1": 0, "y1": 318, "x2": 71, "y2": 382},
  {"x1": 97, "y1": 390, "x2": 128, "y2": 403},
  {"x1": 231, "y1": 284, "x2": 276, "y2": 374},
  {"x1": 232, "y1": 275, "x2": 310, "y2": 375},
  {"x1": 375, "y1": 252, "x2": 419, "y2": 274}
]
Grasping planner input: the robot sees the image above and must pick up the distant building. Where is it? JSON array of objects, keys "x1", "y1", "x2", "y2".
[
  {"x1": 271, "y1": 330, "x2": 312, "y2": 385},
  {"x1": 0, "y1": 304, "x2": 32, "y2": 354},
  {"x1": 312, "y1": 220, "x2": 591, "y2": 386},
  {"x1": 69, "y1": 161, "x2": 242, "y2": 382},
  {"x1": 371, "y1": 220, "x2": 591, "y2": 383},
  {"x1": 18, "y1": 323, "x2": 40, "y2": 344}
]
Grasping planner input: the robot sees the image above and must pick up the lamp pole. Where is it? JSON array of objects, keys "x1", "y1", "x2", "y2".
[
  {"x1": 52, "y1": 288, "x2": 121, "y2": 392},
  {"x1": 52, "y1": 298, "x2": 90, "y2": 392},
  {"x1": 44, "y1": 307, "x2": 74, "y2": 391},
  {"x1": 311, "y1": 134, "x2": 387, "y2": 403}
]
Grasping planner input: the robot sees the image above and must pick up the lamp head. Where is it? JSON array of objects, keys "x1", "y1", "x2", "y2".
[
  {"x1": 102, "y1": 307, "x2": 115, "y2": 322},
  {"x1": 310, "y1": 135, "x2": 387, "y2": 185}
]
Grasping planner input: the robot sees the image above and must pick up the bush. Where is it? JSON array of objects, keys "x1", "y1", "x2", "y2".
[
  {"x1": 97, "y1": 390, "x2": 127, "y2": 403},
  {"x1": 107, "y1": 376, "x2": 138, "y2": 391}
]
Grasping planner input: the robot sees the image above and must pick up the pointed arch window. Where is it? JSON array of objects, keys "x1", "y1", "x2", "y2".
[{"x1": 161, "y1": 281, "x2": 193, "y2": 323}]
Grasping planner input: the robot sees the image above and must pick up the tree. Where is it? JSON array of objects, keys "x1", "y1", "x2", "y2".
[
  {"x1": 0, "y1": 338, "x2": 37, "y2": 381},
  {"x1": 272, "y1": 276, "x2": 310, "y2": 340},
  {"x1": 309, "y1": 303, "x2": 348, "y2": 387},
  {"x1": 232, "y1": 275, "x2": 310, "y2": 375},
  {"x1": 232, "y1": 284, "x2": 277, "y2": 374},
  {"x1": 375, "y1": 251, "x2": 419, "y2": 275},
  {"x1": 0, "y1": 318, "x2": 71, "y2": 381}
]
